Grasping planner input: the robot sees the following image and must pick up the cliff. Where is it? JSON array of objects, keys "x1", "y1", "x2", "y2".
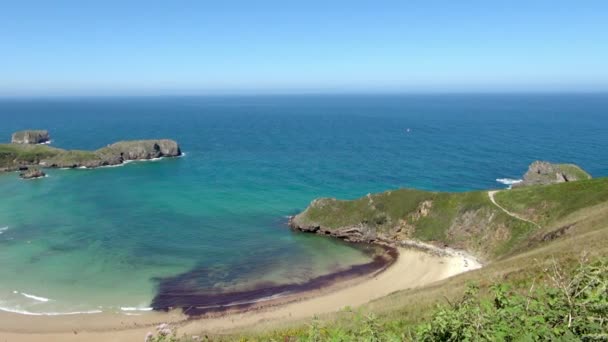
[{"x1": 11, "y1": 130, "x2": 50, "y2": 144}]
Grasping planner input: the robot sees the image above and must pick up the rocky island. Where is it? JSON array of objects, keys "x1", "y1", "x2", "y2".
[
  {"x1": 1, "y1": 130, "x2": 182, "y2": 175},
  {"x1": 11, "y1": 130, "x2": 51, "y2": 144}
]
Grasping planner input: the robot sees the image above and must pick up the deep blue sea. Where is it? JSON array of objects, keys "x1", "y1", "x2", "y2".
[{"x1": 0, "y1": 94, "x2": 606, "y2": 314}]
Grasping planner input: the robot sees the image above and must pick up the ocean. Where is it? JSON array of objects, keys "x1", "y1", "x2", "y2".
[{"x1": 0, "y1": 94, "x2": 606, "y2": 315}]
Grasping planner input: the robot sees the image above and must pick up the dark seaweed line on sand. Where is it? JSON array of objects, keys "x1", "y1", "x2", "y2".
[{"x1": 150, "y1": 244, "x2": 398, "y2": 317}]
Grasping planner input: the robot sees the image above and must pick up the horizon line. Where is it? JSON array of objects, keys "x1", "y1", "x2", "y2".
[{"x1": 2, "y1": 90, "x2": 608, "y2": 100}]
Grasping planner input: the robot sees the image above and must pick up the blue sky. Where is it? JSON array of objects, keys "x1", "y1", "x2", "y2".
[{"x1": 2, "y1": 1, "x2": 607, "y2": 96}]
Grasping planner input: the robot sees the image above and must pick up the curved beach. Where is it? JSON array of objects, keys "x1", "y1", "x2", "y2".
[{"x1": 0, "y1": 247, "x2": 481, "y2": 341}]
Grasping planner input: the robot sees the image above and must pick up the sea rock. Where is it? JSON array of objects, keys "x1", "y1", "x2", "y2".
[
  {"x1": 11, "y1": 130, "x2": 50, "y2": 144},
  {"x1": 19, "y1": 168, "x2": 46, "y2": 179},
  {"x1": 513, "y1": 161, "x2": 591, "y2": 188},
  {"x1": 97, "y1": 139, "x2": 182, "y2": 161}
]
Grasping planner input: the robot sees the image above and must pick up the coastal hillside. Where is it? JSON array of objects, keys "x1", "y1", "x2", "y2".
[
  {"x1": 235, "y1": 171, "x2": 608, "y2": 341},
  {"x1": 290, "y1": 163, "x2": 605, "y2": 260}
]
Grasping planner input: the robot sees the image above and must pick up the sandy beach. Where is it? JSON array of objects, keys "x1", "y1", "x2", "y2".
[{"x1": 0, "y1": 246, "x2": 481, "y2": 342}]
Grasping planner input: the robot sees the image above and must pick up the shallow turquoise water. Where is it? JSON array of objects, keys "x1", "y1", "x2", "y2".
[{"x1": 0, "y1": 94, "x2": 606, "y2": 314}]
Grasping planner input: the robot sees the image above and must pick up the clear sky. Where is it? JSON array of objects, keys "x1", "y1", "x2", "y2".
[{"x1": 2, "y1": 1, "x2": 607, "y2": 96}]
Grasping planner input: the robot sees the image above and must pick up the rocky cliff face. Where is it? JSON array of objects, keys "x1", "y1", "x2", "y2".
[
  {"x1": 513, "y1": 161, "x2": 591, "y2": 188},
  {"x1": 97, "y1": 139, "x2": 182, "y2": 161},
  {"x1": 11, "y1": 130, "x2": 50, "y2": 144}
]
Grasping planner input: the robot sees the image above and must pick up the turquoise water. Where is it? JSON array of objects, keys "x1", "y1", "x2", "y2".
[{"x1": 0, "y1": 94, "x2": 607, "y2": 314}]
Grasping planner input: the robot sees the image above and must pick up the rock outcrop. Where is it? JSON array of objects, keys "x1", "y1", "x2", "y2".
[
  {"x1": 19, "y1": 168, "x2": 46, "y2": 179},
  {"x1": 11, "y1": 130, "x2": 50, "y2": 144},
  {"x1": 513, "y1": 161, "x2": 591, "y2": 188},
  {"x1": 97, "y1": 139, "x2": 182, "y2": 161}
]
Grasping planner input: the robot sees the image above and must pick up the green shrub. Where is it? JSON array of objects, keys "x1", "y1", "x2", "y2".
[{"x1": 293, "y1": 257, "x2": 607, "y2": 342}]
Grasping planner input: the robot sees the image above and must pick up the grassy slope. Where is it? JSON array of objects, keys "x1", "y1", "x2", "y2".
[
  {"x1": 294, "y1": 178, "x2": 608, "y2": 261},
  {"x1": 226, "y1": 179, "x2": 608, "y2": 341},
  {"x1": 296, "y1": 190, "x2": 525, "y2": 259},
  {"x1": 495, "y1": 177, "x2": 608, "y2": 226},
  {"x1": 0, "y1": 144, "x2": 63, "y2": 169},
  {"x1": 555, "y1": 163, "x2": 592, "y2": 180}
]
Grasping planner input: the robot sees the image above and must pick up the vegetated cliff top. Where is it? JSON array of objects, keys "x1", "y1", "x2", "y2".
[
  {"x1": 0, "y1": 137, "x2": 181, "y2": 172},
  {"x1": 291, "y1": 162, "x2": 603, "y2": 260},
  {"x1": 513, "y1": 160, "x2": 591, "y2": 188}
]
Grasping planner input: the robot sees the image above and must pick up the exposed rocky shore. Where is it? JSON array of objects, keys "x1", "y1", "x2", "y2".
[
  {"x1": 1, "y1": 130, "x2": 182, "y2": 175},
  {"x1": 19, "y1": 168, "x2": 46, "y2": 179}
]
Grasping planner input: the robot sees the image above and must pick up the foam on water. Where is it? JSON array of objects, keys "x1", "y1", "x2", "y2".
[
  {"x1": 496, "y1": 178, "x2": 523, "y2": 185},
  {"x1": 0, "y1": 226, "x2": 7, "y2": 234},
  {"x1": 19, "y1": 292, "x2": 50, "y2": 302},
  {"x1": 496, "y1": 178, "x2": 522, "y2": 189},
  {"x1": 120, "y1": 306, "x2": 153, "y2": 312},
  {"x1": 0, "y1": 306, "x2": 102, "y2": 316}
]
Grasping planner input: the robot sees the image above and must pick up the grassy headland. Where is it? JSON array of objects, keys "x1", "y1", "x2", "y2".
[{"x1": 0, "y1": 138, "x2": 181, "y2": 172}]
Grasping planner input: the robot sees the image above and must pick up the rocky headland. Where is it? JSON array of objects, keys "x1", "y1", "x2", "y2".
[
  {"x1": 1, "y1": 130, "x2": 182, "y2": 174},
  {"x1": 289, "y1": 161, "x2": 595, "y2": 260},
  {"x1": 512, "y1": 161, "x2": 591, "y2": 188}
]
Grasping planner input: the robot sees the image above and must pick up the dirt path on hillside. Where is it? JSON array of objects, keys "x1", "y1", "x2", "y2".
[{"x1": 488, "y1": 190, "x2": 541, "y2": 228}]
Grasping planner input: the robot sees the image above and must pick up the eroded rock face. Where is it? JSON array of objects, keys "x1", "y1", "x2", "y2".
[
  {"x1": 99, "y1": 139, "x2": 182, "y2": 161},
  {"x1": 11, "y1": 130, "x2": 50, "y2": 144},
  {"x1": 513, "y1": 161, "x2": 591, "y2": 188},
  {"x1": 19, "y1": 168, "x2": 46, "y2": 179}
]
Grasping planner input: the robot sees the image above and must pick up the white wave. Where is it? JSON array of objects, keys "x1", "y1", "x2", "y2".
[
  {"x1": 0, "y1": 306, "x2": 102, "y2": 316},
  {"x1": 21, "y1": 174, "x2": 49, "y2": 180},
  {"x1": 496, "y1": 178, "x2": 523, "y2": 190},
  {"x1": 37, "y1": 140, "x2": 52, "y2": 145},
  {"x1": 120, "y1": 306, "x2": 153, "y2": 312},
  {"x1": 0, "y1": 226, "x2": 8, "y2": 234},
  {"x1": 496, "y1": 178, "x2": 522, "y2": 185},
  {"x1": 20, "y1": 292, "x2": 50, "y2": 302}
]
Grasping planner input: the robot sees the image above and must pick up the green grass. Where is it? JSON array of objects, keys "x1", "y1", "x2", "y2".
[
  {"x1": 555, "y1": 163, "x2": 592, "y2": 180},
  {"x1": 0, "y1": 143, "x2": 106, "y2": 170},
  {"x1": 294, "y1": 178, "x2": 608, "y2": 261},
  {"x1": 495, "y1": 178, "x2": 608, "y2": 226},
  {"x1": 0, "y1": 144, "x2": 63, "y2": 169}
]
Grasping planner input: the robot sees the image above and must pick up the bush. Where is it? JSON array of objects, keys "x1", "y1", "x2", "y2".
[
  {"x1": 416, "y1": 256, "x2": 607, "y2": 341},
  {"x1": 295, "y1": 256, "x2": 607, "y2": 341}
]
